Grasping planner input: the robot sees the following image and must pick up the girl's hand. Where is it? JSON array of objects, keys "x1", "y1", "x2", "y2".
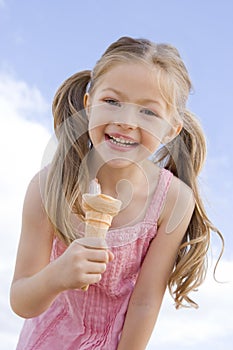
[{"x1": 53, "y1": 238, "x2": 114, "y2": 291}]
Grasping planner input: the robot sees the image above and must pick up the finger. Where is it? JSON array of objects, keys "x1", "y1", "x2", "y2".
[
  {"x1": 81, "y1": 273, "x2": 102, "y2": 287},
  {"x1": 72, "y1": 240, "x2": 108, "y2": 262},
  {"x1": 86, "y1": 249, "x2": 109, "y2": 263},
  {"x1": 85, "y1": 261, "x2": 107, "y2": 274},
  {"x1": 74, "y1": 237, "x2": 108, "y2": 249}
]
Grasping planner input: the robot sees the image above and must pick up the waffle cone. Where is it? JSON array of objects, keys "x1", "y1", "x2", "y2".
[
  {"x1": 82, "y1": 193, "x2": 122, "y2": 216},
  {"x1": 82, "y1": 193, "x2": 122, "y2": 239},
  {"x1": 81, "y1": 192, "x2": 122, "y2": 291}
]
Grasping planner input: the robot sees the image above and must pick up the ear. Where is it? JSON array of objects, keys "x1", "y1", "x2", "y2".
[
  {"x1": 163, "y1": 122, "x2": 183, "y2": 144},
  {"x1": 83, "y1": 93, "x2": 91, "y2": 118}
]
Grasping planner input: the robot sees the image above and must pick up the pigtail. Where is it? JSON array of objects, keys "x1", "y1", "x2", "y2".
[
  {"x1": 52, "y1": 70, "x2": 91, "y2": 131},
  {"x1": 156, "y1": 110, "x2": 224, "y2": 308},
  {"x1": 157, "y1": 110, "x2": 206, "y2": 182},
  {"x1": 44, "y1": 71, "x2": 91, "y2": 245}
]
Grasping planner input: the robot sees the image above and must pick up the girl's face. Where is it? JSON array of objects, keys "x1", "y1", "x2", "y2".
[{"x1": 85, "y1": 62, "x2": 181, "y2": 168}]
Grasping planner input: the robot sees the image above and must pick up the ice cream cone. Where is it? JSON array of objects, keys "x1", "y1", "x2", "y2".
[
  {"x1": 82, "y1": 193, "x2": 122, "y2": 239},
  {"x1": 80, "y1": 179, "x2": 122, "y2": 290}
]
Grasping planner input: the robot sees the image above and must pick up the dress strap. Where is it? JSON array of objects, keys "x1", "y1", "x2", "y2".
[{"x1": 144, "y1": 168, "x2": 173, "y2": 224}]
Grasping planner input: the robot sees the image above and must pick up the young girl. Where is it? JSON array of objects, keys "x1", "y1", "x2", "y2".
[{"x1": 11, "y1": 37, "x2": 223, "y2": 349}]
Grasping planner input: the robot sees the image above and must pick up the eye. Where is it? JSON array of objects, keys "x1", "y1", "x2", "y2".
[
  {"x1": 104, "y1": 99, "x2": 121, "y2": 107},
  {"x1": 140, "y1": 108, "x2": 160, "y2": 118}
]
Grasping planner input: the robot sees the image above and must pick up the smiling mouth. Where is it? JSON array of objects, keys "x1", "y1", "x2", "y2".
[{"x1": 106, "y1": 134, "x2": 138, "y2": 147}]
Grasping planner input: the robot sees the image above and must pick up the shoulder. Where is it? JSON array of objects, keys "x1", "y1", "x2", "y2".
[
  {"x1": 167, "y1": 173, "x2": 194, "y2": 206},
  {"x1": 22, "y1": 166, "x2": 51, "y2": 228},
  {"x1": 25, "y1": 165, "x2": 50, "y2": 198},
  {"x1": 158, "y1": 172, "x2": 195, "y2": 233}
]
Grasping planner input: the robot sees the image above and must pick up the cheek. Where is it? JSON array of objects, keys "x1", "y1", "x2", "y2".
[
  {"x1": 88, "y1": 107, "x2": 106, "y2": 145},
  {"x1": 88, "y1": 124, "x2": 105, "y2": 146},
  {"x1": 140, "y1": 121, "x2": 168, "y2": 152},
  {"x1": 150, "y1": 119, "x2": 172, "y2": 144},
  {"x1": 141, "y1": 133, "x2": 161, "y2": 153},
  {"x1": 88, "y1": 104, "x2": 112, "y2": 128}
]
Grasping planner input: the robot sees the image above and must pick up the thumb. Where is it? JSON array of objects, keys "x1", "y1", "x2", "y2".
[{"x1": 107, "y1": 250, "x2": 114, "y2": 262}]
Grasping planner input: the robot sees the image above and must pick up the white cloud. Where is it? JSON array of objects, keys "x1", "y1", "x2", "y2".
[
  {"x1": 0, "y1": 72, "x2": 49, "y2": 120},
  {"x1": 0, "y1": 73, "x2": 52, "y2": 349},
  {"x1": 0, "y1": 72, "x2": 52, "y2": 210},
  {"x1": 147, "y1": 260, "x2": 233, "y2": 349}
]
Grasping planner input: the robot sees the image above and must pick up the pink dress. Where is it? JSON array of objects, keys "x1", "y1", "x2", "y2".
[{"x1": 16, "y1": 168, "x2": 173, "y2": 350}]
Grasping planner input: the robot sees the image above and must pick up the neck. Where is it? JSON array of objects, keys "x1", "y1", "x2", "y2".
[{"x1": 86, "y1": 149, "x2": 159, "y2": 198}]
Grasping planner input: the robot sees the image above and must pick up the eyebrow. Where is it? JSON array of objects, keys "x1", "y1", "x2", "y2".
[{"x1": 101, "y1": 88, "x2": 164, "y2": 108}]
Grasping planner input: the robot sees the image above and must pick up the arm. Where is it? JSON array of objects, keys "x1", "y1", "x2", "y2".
[
  {"x1": 117, "y1": 177, "x2": 195, "y2": 350},
  {"x1": 10, "y1": 169, "x2": 111, "y2": 318}
]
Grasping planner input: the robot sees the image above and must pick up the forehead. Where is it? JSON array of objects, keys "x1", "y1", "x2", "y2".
[{"x1": 95, "y1": 62, "x2": 162, "y2": 99}]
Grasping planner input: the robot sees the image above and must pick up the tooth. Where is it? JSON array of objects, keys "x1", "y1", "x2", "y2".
[
  {"x1": 112, "y1": 136, "x2": 134, "y2": 144},
  {"x1": 109, "y1": 135, "x2": 135, "y2": 146}
]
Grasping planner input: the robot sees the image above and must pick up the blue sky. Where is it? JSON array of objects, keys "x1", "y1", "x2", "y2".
[{"x1": 0, "y1": 0, "x2": 232, "y2": 349}]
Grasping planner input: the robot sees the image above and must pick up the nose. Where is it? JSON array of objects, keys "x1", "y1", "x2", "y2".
[
  {"x1": 117, "y1": 121, "x2": 137, "y2": 130},
  {"x1": 115, "y1": 104, "x2": 138, "y2": 130}
]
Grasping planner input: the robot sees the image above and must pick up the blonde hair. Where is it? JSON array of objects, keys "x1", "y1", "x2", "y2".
[{"x1": 44, "y1": 37, "x2": 224, "y2": 308}]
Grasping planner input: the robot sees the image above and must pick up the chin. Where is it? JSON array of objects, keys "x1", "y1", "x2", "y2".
[
  {"x1": 91, "y1": 143, "x2": 151, "y2": 170},
  {"x1": 104, "y1": 158, "x2": 135, "y2": 169}
]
